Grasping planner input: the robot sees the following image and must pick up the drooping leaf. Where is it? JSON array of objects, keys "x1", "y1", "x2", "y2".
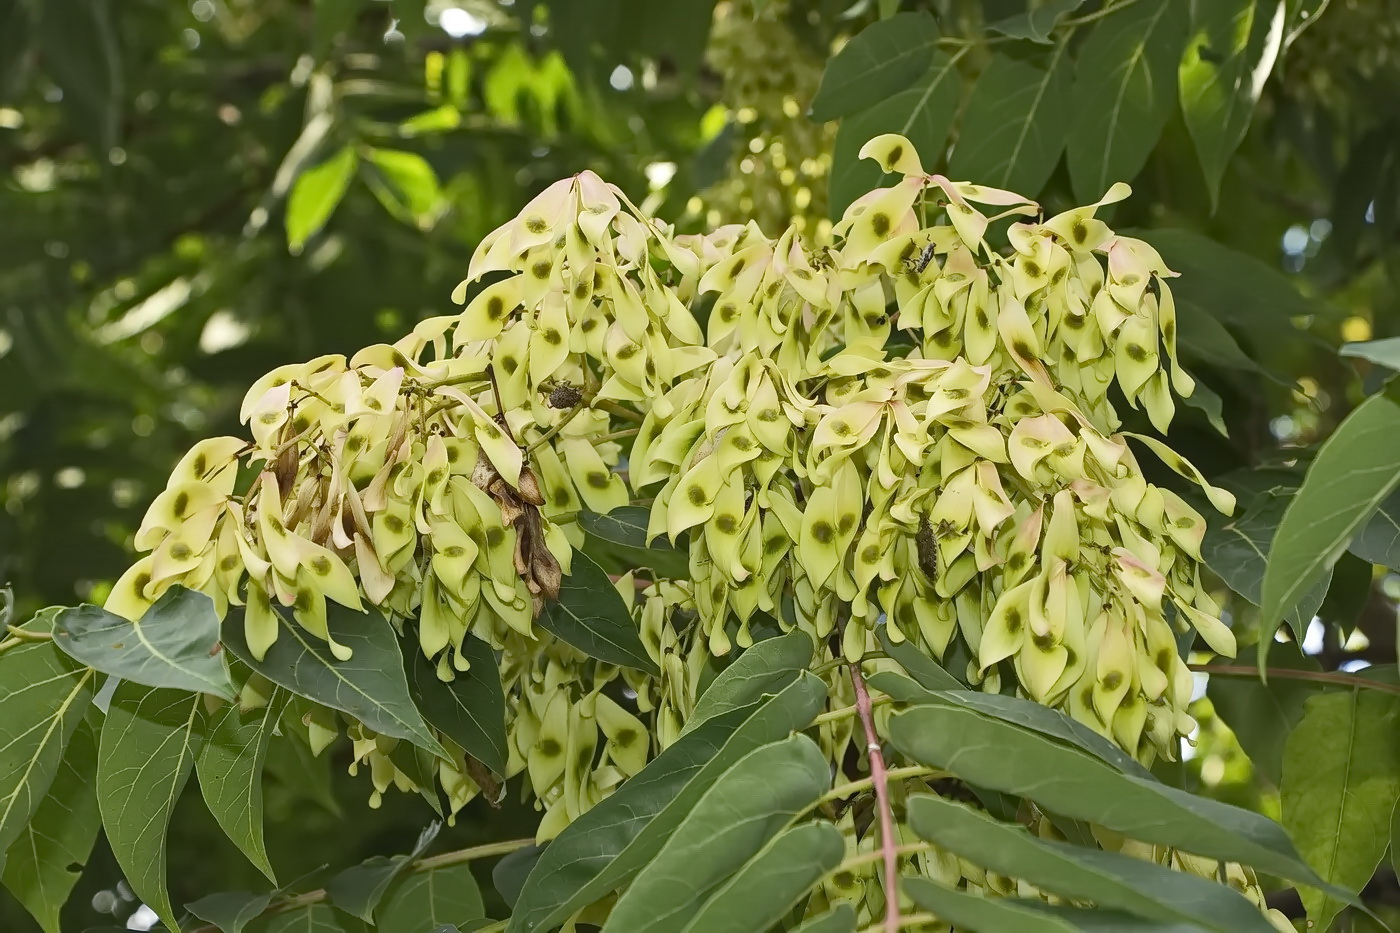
[
  {"x1": 196, "y1": 686, "x2": 287, "y2": 883},
  {"x1": 808, "y1": 11, "x2": 940, "y2": 122},
  {"x1": 947, "y1": 45, "x2": 1074, "y2": 196},
  {"x1": 326, "y1": 822, "x2": 440, "y2": 922},
  {"x1": 537, "y1": 551, "x2": 657, "y2": 674},
  {"x1": 886, "y1": 703, "x2": 1339, "y2": 892},
  {"x1": 1260, "y1": 392, "x2": 1400, "y2": 660},
  {"x1": 53, "y1": 587, "x2": 235, "y2": 701},
  {"x1": 683, "y1": 629, "x2": 812, "y2": 734},
  {"x1": 1, "y1": 713, "x2": 102, "y2": 933},
  {"x1": 877, "y1": 628, "x2": 965, "y2": 691},
  {"x1": 97, "y1": 682, "x2": 203, "y2": 932},
  {"x1": 1350, "y1": 488, "x2": 1400, "y2": 569},
  {"x1": 987, "y1": 0, "x2": 1084, "y2": 43},
  {"x1": 790, "y1": 903, "x2": 857, "y2": 933},
  {"x1": 508, "y1": 674, "x2": 827, "y2": 933},
  {"x1": 1340, "y1": 337, "x2": 1400, "y2": 371},
  {"x1": 223, "y1": 604, "x2": 446, "y2": 758},
  {"x1": 904, "y1": 877, "x2": 1203, "y2": 933},
  {"x1": 1206, "y1": 640, "x2": 1321, "y2": 786},
  {"x1": 375, "y1": 861, "x2": 486, "y2": 931},
  {"x1": 676, "y1": 821, "x2": 844, "y2": 933},
  {"x1": 364, "y1": 148, "x2": 442, "y2": 227},
  {"x1": 185, "y1": 890, "x2": 274, "y2": 933},
  {"x1": 286, "y1": 146, "x2": 358, "y2": 252},
  {"x1": 403, "y1": 631, "x2": 508, "y2": 775},
  {"x1": 1178, "y1": 0, "x2": 1286, "y2": 205},
  {"x1": 1066, "y1": 0, "x2": 1189, "y2": 201},
  {"x1": 828, "y1": 51, "x2": 962, "y2": 217},
  {"x1": 906, "y1": 795, "x2": 1276, "y2": 933},
  {"x1": 602, "y1": 734, "x2": 833, "y2": 933},
  {"x1": 1281, "y1": 688, "x2": 1400, "y2": 931},
  {"x1": 0, "y1": 610, "x2": 98, "y2": 867}
]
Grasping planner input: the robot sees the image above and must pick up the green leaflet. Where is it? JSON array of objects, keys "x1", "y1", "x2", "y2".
[
  {"x1": 677, "y1": 821, "x2": 844, "y2": 933},
  {"x1": 375, "y1": 861, "x2": 486, "y2": 930},
  {"x1": 0, "y1": 610, "x2": 98, "y2": 867},
  {"x1": 1, "y1": 712, "x2": 103, "y2": 933},
  {"x1": 403, "y1": 630, "x2": 508, "y2": 775},
  {"x1": 223, "y1": 603, "x2": 446, "y2": 759},
  {"x1": 537, "y1": 551, "x2": 657, "y2": 674},
  {"x1": 1260, "y1": 392, "x2": 1400, "y2": 661},
  {"x1": 579, "y1": 506, "x2": 689, "y2": 579},
  {"x1": 287, "y1": 146, "x2": 357, "y2": 251},
  {"x1": 877, "y1": 628, "x2": 965, "y2": 691},
  {"x1": 326, "y1": 822, "x2": 440, "y2": 921},
  {"x1": 886, "y1": 703, "x2": 1339, "y2": 893},
  {"x1": 986, "y1": 0, "x2": 1083, "y2": 43},
  {"x1": 54, "y1": 586, "x2": 236, "y2": 700},
  {"x1": 789, "y1": 904, "x2": 857, "y2": 933},
  {"x1": 904, "y1": 877, "x2": 1206, "y2": 933},
  {"x1": 185, "y1": 890, "x2": 274, "y2": 933},
  {"x1": 601, "y1": 734, "x2": 833, "y2": 933},
  {"x1": 508, "y1": 673, "x2": 828, "y2": 932},
  {"x1": 97, "y1": 682, "x2": 203, "y2": 932},
  {"x1": 683, "y1": 629, "x2": 812, "y2": 735},
  {"x1": 1351, "y1": 488, "x2": 1400, "y2": 570},
  {"x1": 808, "y1": 11, "x2": 940, "y2": 122},
  {"x1": 1281, "y1": 688, "x2": 1400, "y2": 931},
  {"x1": 196, "y1": 685, "x2": 287, "y2": 883},
  {"x1": 1341, "y1": 336, "x2": 1400, "y2": 371},
  {"x1": 363, "y1": 148, "x2": 441, "y2": 227},
  {"x1": 263, "y1": 903, "x2": 368, "y2": 932},
  {"x1": 947, "y1": 45, "x2": 1074, "y2": 196},
  {"x1": 1066, "y1": 0, "x2": 1189, "y2": 201},
  {"x1": 906, "y1": 795, "x2": 1276, "y2": 933}
]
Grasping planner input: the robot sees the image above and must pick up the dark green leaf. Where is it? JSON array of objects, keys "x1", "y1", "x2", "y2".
[
  {"x1": 904, "y1": 877, "x2": 1203, "y2": 933},
  {"x1": 537, "y1": 552, "x2": 657, "y2": 674},
  {"x1": 947, "y1": 45, "x2": 1074, "y2": 196},
  {"x1": 493, "y1": 844, "x2": 544, "y2": 908},
  {"x1": 54, "y1": 587, "x2": 235, "y2": 701},
  {"x1": 1178, "y1": 0, "x2": 1286, "y2": 205},
  {"x1": 34, "y1": 0, "x2": 122, "y2": 150},
  {"x1": 196, "y1": 687, "x2": 287, "y2": 883},
  {"x1": 1261, "y1": 393, "x2": 1400, "y2": 659},
  {"x1": 1173, "y1": 298, "x2": 1281, "y2": 380},
  {"x1": 877, "y1": 628, "x2": 965, "y2": 690},
  {"x1": 1207, "y1": 640, "x2": 1320, "y2": 786},
  {"x1": 508, "y1": 673, "x2": 827, "y2": 932},
  {"x1": 376, "y1": 861, "x2": 485, "y2": 931},
  {"x1": 987, "y1": 0, "x2": 1084, "y2": 43},
  {"x1": 223, "y1": 604, "x2": 446, "y2": 758},
  {"x1": 1351, "y1": 488, "x2": 1400, "y2": 569},
  {"x1": 263, "y1": 724, "x2": 341, "y2": 817},
  {"x1": 906, "y1": 795, "x2": 1276, "y2": 933},
  {"x1": 887, "y1": 703, "x2": 1338, "y2": 891},
  {"x1": 828, "y1": 51, "x2": 962, "y2": 217},
  {"x1": 0, "y1": 610, "x2": 98, "y2": 867},
  {"x1": 683, "y1": 629, "x2": 812, "y2": 734},
  {"x1": 97, "y1": 683, "x2": 203, "y2": 932},
  {"x1": 261, "y1": 903, "x2": 368, "y2": 932},
  {"x1": 1067, "y1": 0, "x2": 1189, "y2": 201},
  {"x1": 1181, "y1": 377, "x2": 1229, "y2": 436},
  {"x1": 1340, "y1": 337, "x2": 1400, "y2": 371},
  {"x1": 287, "y1": 146, "x2": 357, "y2": 252},
  {"x1": 602, "y1": 734, "x2": 833, "y2": 933},
  {"x1": 579, "y1": 507, "x2": 678, "y2": 552},
  {"x1": 808, "y1": 12, "x2": 940, "y2": 122},
  {"x1": 186, "y1": 890, "x2": 274, "y2": 933},
  {"x1": 404, "y1": 631, "x2": 508, "y2": 776},
  {"x1": 1, "y1": 714, "x2": 102, "y2": 933},
  {"x1": 676, "y1": 821, "x2": 843, "y2": 933},
  {"x1": 1281, "y1": 688, "x2": 1400, "y2": 931},
  {"x1": 326, "y1": 822, "x2": 439, "y2": 921}
]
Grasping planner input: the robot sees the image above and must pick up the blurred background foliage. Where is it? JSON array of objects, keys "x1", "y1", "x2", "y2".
[{"x1": 3, "y1": 0, "x2": 1400, "y2": 929}]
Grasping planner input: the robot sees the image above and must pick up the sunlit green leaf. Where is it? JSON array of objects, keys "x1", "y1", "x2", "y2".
[
  {"x1": 364, "y1": 148, "x2": 441, "y2": 228},
  {"x1": 197, "y1": 686, "x2": 287, "y2": 883},
  {"x1": 808, "y1": 12, "x2": 940, "y2": 122},
  {"x1": 286, "y1": 146, "x2": 357, "y2": 252},
  {"x1": 537, "y1": 552, "x2": 657, "y2": 674}
]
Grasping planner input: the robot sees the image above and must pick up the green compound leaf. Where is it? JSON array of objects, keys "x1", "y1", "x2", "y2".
[
  {"x1": 375, "y1": 861, "x2": 486, "y2": 931},
  {"x1": 537, "y1": 551, "x2": 657, "y2": 674},
  {"x1": 224, "y1": 603, "x2": 446, "y2": 759},
  {"x1": 97, "y1": 683, "x2": 203, "y2": 933},
  {"x1": 601, "y1": 734, "x2": 833, "y2": 933},
  {"x1": 404, "y1": 630, "x2": 508, "y2": 775},
  {"x1": 1, "y1": 712, "x2": 102, "y2": 933},
  {"x1": 1066, "y1": 0, "x2": 1189, "y2": 201},
  {"x1": 508, "y1": 673, "x2": 828, "y2": 933},
  {"x1": 676, "y1": 821, "x2": 844, "y2": 933},
  {"x1": 906, "y1": 795, "x2": 1276, "y2": 933},
  {"x1": 0, "y1": 610, "x2": 99, "y2": 868},
  {"x1": 947, "y1": 45, "x2": 1074, "y2": 197},
  {"x1": 887, "y1": 703, "x2": 1341, "y2": 894},
  {"x1": 196, "y1": 685, "x2": 287, "y2": 883},
  {"x1": 1282, "y1": 688, "x2": 1400, "y2": 932},
  {"x1": 286, "y1": 145, "x2": 357, "y2": 252},
  {"x1": 683, "y1": 629, "x2": 812, "y2": 735},
  {"x1": 1261, "y1": 392, "x2": 1400, "y2": 661},
  {"x1": 904, "y1": 876, "x2": 1207, "y2": 932},
  {"x1": 54, "y1": 586, "x2": 235, "y2": 701},
  {"x1": 808, "y1": 11, "x2": 940, "y2": 122}
]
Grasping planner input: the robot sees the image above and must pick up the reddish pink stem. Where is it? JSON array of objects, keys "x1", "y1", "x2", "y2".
[{"x1": 849, "y1": 661, "x2": 900, "y2": 933}]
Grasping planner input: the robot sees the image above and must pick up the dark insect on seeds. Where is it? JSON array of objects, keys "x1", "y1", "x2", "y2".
[{"x1": 916, "y1": 515, "x2": 939, "y2": 581}]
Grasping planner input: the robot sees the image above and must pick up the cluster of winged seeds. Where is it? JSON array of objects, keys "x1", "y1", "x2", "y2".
[{"x1": 104, "y1": 134, "x2": 1269, "y2": 922}]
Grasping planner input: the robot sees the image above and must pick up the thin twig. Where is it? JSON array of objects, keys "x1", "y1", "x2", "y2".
[
  {"x1": 1191, "y1": 664, "x2": 1400, "y2": 698},
  {"x1": 1061, "y1": 0, "x2": 1142, "y2": 27},
  {"x1": 813, "y1": 695, "x2": 893, "y2": 728},
  {"x1": 849, "y1": 661, "x2": 901, "y2": 933},
  {"x1": 0, "y1": 627, "x2": 53, "y2": 656}
]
